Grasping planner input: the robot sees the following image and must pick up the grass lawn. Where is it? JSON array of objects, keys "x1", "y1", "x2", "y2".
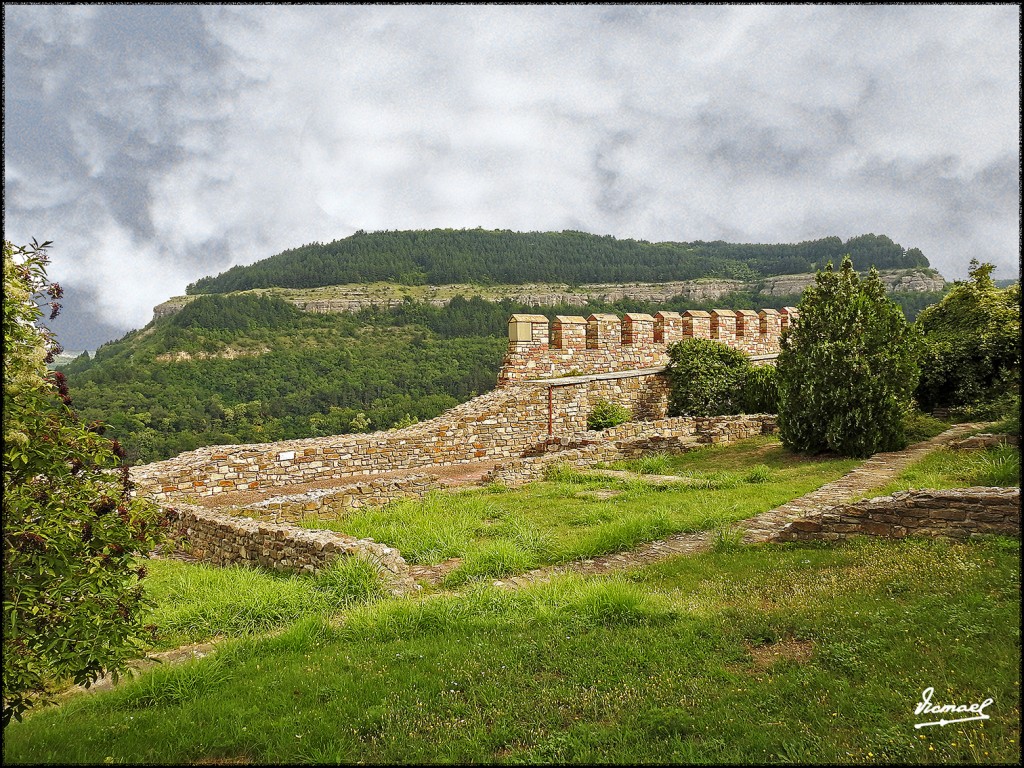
[
  {"x1": 867, "y1": 444, "x2": 1020, "y2": 498},
  {"x1": 4, "y1": 536, "x2": 1019, "y2": 765},
  {"x1": 301, "y1": 437, "x2": 861, "y2": 586}
]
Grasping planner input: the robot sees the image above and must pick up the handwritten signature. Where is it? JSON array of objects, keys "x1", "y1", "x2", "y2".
[{"x1": 914, "y1": 687, "x2": 993, "y2": 728}]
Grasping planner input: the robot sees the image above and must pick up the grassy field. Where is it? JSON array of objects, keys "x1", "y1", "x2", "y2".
[
  {"x1": 4, "y1": 536, "x2": 1019, "y2": 764},
  {"x1": 5, "y1": 433, "x2": 1019, "y2": 764},
  {"x1": 868, "y1": 444, "x2": 1020, "y2": 497},
  {"x1": 300, "y1": 437, "x2": 861, "y2": 587}
]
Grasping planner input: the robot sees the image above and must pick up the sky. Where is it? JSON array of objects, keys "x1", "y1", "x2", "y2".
[{"x1": 4, "y1": 4, "x2": 1020, "y2": 350}]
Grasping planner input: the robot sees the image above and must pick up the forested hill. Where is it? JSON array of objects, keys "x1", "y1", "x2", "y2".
[{"x1": 187, "y1": 230, "x2": 929, "y2": 295}]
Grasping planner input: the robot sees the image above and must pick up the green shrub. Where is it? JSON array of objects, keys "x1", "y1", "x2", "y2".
[
  {"x1": 3, "y1": 240, "x2": 168, "y2": 727},
  {"x1": 915, "y1": 261, "x2": 1020, "y2": 411},
  {"x1": 738, "y1": 364, "x2": 779, "y2": 413},
  {"x1": 665, "y1": 338, "x2": 752, "y2": 416},
  {"x1": 587, "y1": 399, "x2": 631, "y2": 431},
  {"x1": 776, "y1": 257, "x2": 921, "y2": 458}
]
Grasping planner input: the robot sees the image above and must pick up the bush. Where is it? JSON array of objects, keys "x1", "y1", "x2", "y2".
[
  {"x1": 587, "y1": 399, "x2": 631, "y2": 431},
  {"x1": 914, "y1": 261, "x2": 1020, "y2": 412},
  {"x1": 776, "y1": 257, "x2": 921, "y2": 457},
  {"x1": 665, "y1": 338, "x2": 751, "y2": 416},
  {"x1": 666, "y1": 339, "x2": 779, "y2": 416},
  {"x1": 738, "y1": 364, "x2": 779, "y2": 414},
  {"x1": 3, "y1": 240, "x2": 168, "y2": 727}
]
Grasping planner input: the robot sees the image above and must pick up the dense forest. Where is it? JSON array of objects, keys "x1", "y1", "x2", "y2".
[
  {"x1": 60, "y1": 285, "x2": 946, "y2": 465},
  {"x1": 187, "y1": 230, "x2": 929, "y2": 294}
]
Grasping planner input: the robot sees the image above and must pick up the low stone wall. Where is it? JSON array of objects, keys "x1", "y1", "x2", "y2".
[
  {"x1": 486, "y1": 414, "x2": 778, "y2": 487},
  {"x1": 167, "y1": 505, "x2": 415, "y2": 594},
  {"x1": 237, "y1": 473, "x2": 439, "y2": 524},
  {"x1": 774, "y1": 488, "x2": 1020, "y2": 543}
]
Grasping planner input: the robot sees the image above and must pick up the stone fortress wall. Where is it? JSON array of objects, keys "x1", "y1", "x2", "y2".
[
  {"x1": 132, "y1": 306, "x2": 793, "y2": 503},
  {"x1": 134, "y1": 305, "x2": 1018, "y2": 579},
  {"x1": 498, "y1": 308, "x2": 795, "y2": 383}
]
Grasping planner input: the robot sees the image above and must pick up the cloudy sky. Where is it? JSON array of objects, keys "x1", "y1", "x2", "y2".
[{"x1": 4, "y1": 4, "x2": 1020, "y2": 349}]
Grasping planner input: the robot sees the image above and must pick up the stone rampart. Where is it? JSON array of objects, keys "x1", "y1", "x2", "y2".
[
  {"x1": 166, "y1": 504, "x2": 415, "y2": 593},
  {"x1": 235, "y1": 473, "x2": 439, "y2": 524},
  {"x1": 131, "y1": 308, "x2": 780, "y2": 503},
  {"x1": 499, "y1": 308, "x2": 795, "y2": 384},
  {"x1": 774, "y1": 488, "x2": 1020, "y2": 542}
]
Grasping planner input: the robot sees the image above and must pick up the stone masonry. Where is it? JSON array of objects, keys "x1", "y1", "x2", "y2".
[
  {"x1": 498, "y1": 308, "x2": 795, "y2": 384},
  {"x1": 166, "y1": 504, "x2": 415, "y2": 593},
  {"x1": 132, "y1": 308, "x2": 784, "y2": 503},
  {"x1": 773, "y1": 488, "x2": 1020, "y2": 543}
]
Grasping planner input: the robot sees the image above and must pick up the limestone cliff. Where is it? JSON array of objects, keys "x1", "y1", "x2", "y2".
[{"x1": 152, "y1": 269, "x2": 946, "y2": 322}]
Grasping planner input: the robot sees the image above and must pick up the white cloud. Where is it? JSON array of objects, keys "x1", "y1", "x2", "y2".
[{"x1": 3, "y1": 4, "x2": 1020, "y2": 345}]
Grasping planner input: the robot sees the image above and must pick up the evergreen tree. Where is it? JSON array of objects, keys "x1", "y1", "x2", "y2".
[{"x1": 776, "y1": 257, "x2": 920, "y2": 457}]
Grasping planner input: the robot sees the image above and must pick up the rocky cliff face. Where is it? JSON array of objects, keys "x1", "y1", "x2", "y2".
[
  {"x1": 757, "y1": 269, "x2": 946, "y2": 297},
  {"x1": 152, "y1": 269, "x2": 946, "y2": 321}
]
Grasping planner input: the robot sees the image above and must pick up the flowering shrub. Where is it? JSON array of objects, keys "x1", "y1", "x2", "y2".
[{"x1": 3, "y1": 240, "x2": 169, "y2": 727}]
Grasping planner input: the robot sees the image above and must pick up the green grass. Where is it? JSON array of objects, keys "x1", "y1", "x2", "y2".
[
  {"x1": 868, "y1": 444, "x2": 1020, "y2": 498},
  {"x1": 141, "y1": 555, "x2": 388, "y2": 649},
  {"x1": 5, "y1": 536, "x2": 1019, "y2": 764},
  {"x1": 302, "y1": 437, "x2": 861, "y2": 586},
  {"x1": 902, "y1": 410, "x2": 953, "y2": 443}
]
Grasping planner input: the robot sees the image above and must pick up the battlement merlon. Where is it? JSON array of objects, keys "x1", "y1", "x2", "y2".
[
  {"x1": 508, "y1": 314, "x2": 550, "y2": 350},
  {"x1": 499, "y1": 307, "x2": 793, "y2": 384}
]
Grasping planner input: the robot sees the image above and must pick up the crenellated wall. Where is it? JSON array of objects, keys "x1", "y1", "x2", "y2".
[
  {"x1": 132, "y1": 308, "x2": 784, "y2": 504},
  {"x1": 498, "y1": 308, "x2": 796, "y2": 383}
]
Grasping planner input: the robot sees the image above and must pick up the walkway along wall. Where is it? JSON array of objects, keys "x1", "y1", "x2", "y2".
[{"x1": 132, "y1": 308, "x2": 788, "y2": 503}]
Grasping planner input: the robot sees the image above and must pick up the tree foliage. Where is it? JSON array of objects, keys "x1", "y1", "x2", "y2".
[
  {"x1": 776, "y1": 257, "x2": 920, "y2": 457},
  {"x1": 914, "y1": 260, "x2": 1020, "y2": 411},
  {"x1": 3, "y1": 240, "x2": 168, "y2": 727},
  {"x1": 186, "y1": 229, "x2": 930, "y2": 294},
  {"x1": 665, "y1": 339, "x2": 756, "y2": 416}
]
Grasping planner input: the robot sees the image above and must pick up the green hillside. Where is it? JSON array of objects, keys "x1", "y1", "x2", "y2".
[
  {"x1": 187, "y1": 229, "x2": 929, "y2": 294},
  {"x1": 61, "y1": 278, "x2": 948, "y2": 465}
]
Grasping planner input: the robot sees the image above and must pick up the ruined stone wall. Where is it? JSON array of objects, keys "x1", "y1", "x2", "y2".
[
  {"x1": 166, "y1": 504, "x2": 415, "y2": 592},
  {"x1": 235, "y1": 473, "x2": 439, "y2": 524},
  {"x1": 774, "y1": 488, "x2": 1020, "y2": 542},
  {"x1": 486, "y1": 414, "x2": 778, "y2": 487},
  {"x1": 131, "y1": 307, "x2": 780, "y2": 504},
  {"x1": 132, "y1": 370, "x2": 679, "y2": 502},
  {"x1": 498, "y1": 308, "x2": 794, "y2": 384}
]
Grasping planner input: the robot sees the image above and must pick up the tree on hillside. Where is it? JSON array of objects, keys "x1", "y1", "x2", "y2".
[
  {"x1": 776, "y1": 256, "x2": 920, "y2": 457},
  {"x1": 914, "y1": 259, "x2": 1020, "y2": 412},
  {"x1": 3, "y1": 240, "x2": 169, "y2": 727}
]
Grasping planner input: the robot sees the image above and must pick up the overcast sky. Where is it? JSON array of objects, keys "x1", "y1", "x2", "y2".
[{"x1": 4, "y1": 4, "x2": 1020, "y2": 349}]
